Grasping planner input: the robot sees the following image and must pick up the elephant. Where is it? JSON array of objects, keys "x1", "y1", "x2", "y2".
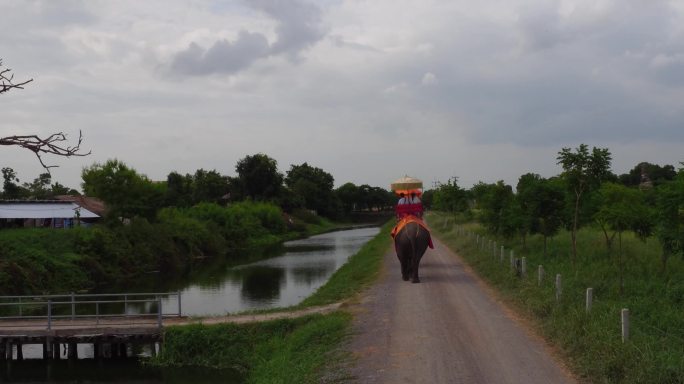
[{"x1": 394, "y1": 221, "x2": 431, "y2": 283}]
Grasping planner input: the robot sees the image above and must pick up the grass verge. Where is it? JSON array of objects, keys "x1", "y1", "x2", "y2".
[
  {"x1": 426, "y1": 212, "x2": 684, "y2": 384},
  {"x1": 154, "y1": 312, "x2": 351, "y2": 384}
]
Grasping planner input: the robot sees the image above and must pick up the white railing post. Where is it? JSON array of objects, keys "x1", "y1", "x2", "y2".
[
  {"x1": 586, "y1": 288, "x2": 593, "y2": 313},
  {"x1": 555, "y1": 274, "x2": 562, "y2": 302},
  {"x1": 47, "y1": 300, "x2": 52, "y2": 330},
  {"x1": 71, "y1": 292, "x2": 75, "y2": 320},
  {"x1": 177, "y1": 291, "x2": 182, "y2": 317}
]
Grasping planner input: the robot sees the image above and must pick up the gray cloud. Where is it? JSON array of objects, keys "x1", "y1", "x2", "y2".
[
  {"x1": 251, "y1": 0, "x2": 325, "y2": 55},
  {"x1": 169, "y1": 0, "x2": 325, "y2": 75},
  {"x1": 171, "y1": 31, "x2": 269, "y2": 75}
]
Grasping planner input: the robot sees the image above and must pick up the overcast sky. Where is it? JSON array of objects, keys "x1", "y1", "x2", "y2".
[{"x1": 2, "y1": 0, "x2": 683, "y2": 192}]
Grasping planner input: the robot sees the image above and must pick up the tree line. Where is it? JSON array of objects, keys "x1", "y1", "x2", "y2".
[
  {"x1": 430, "y1": 144, "x2": 684, "y2": 288},
  {"x1": 2, "y1": 153, "x2": 395, "y2": 221}
]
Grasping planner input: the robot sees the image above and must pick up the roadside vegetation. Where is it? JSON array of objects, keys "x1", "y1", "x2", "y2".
[{"x1": 426, "y1": 144, "x2": 684, "y2": 384}]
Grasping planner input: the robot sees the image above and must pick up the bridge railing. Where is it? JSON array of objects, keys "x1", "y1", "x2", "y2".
[{"x1": 0, "y1": 292, "x2": 182, "y2": 330}]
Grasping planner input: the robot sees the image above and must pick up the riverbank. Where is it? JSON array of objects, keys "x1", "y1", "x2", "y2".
[
  {"x1": 0, "y1": 202, "x2": 369, "y2": 296},
  {"x1": 152, "y1": 220, "x2": 394, "y2": 383}
]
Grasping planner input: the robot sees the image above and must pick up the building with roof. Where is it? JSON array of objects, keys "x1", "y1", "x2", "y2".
[{"x1": 0, "y1": 200, "x2": 100, "y2": 229}]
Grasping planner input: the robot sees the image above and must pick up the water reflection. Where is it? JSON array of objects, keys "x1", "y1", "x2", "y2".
[
  {"x1": 162, "y1": 226, "x2": 379, "y2": 316},
  {"x1": 239, "y1": 266, "x2": 285, "y2": 303}
]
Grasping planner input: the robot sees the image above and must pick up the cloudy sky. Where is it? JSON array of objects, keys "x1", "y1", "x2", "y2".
[{"x1": 1, "y1": 0, "x2": 683, "y2": 192}]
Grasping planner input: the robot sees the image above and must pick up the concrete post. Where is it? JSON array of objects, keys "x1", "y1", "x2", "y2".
[
  {"x1": 586, "y1": 288, "x2": 593, "y2": 313},
  {"x1": 555, "y1": 274, "x2": 562, "y2": 302},
  {"x1": 622, "y1": 309, "x2": 629, "y2": 342}
]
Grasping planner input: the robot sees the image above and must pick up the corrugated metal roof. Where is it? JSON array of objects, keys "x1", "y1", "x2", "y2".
[{"x1": 0, "y1": 202, "x2": 99, "y2": 219}]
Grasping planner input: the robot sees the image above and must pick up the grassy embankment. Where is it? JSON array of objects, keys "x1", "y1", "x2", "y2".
[
  {"x1": 153, "y1": 221, "x2": 394, "y2": 383},
  {"x1": 426, "y1": 212, "x2": 684, "y2": 384},
  {"x1": 0, "y1": 202, "x2": 338, "y2": 295}
]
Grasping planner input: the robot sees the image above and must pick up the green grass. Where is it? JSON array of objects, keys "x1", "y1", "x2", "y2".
[
  {"x1": 153, "y1": 312, "x2": 352, "y2": 384},
  {"x1": 426, "y1": 212, "x2": 684, "y2": 384}
]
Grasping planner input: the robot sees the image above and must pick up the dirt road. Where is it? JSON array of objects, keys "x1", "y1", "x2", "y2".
[{"x1": 346, "y1": 236, "x2": 576, "y2": 384}]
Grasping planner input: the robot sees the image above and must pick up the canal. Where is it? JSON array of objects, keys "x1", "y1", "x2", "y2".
[{"x1": 0, "y1": 226, "x2": 380, "y2": 382}]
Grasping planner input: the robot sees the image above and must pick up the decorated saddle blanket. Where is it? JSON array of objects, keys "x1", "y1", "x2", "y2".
[{"x1": 391, "y1": 215, "x2": 434, "y2": 249}]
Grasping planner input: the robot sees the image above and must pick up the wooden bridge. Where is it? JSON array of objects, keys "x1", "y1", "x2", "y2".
[{"x1": 0, "y1": 292, "x2": 182, "y2": 360}]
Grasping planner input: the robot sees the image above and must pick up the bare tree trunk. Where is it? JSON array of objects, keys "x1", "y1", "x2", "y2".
[{"x1": 598, "y1": 222, "x2": 615, "y2": 253}]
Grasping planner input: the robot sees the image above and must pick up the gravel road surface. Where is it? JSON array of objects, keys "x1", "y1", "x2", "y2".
[{"x1": 346, "y1": 236, "x2": 576, "y2": 384}]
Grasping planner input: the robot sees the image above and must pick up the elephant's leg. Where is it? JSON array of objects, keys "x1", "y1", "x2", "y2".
[
  {"x1": 397, "y1": 253, "x2": 409, "y2": 281},
  {"x1": 411, "y1": 256, "x2": 422, "y2": 283}
]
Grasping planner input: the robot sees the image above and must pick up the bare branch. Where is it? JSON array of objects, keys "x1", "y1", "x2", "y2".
[
  {"x1": 0, "y1": 131, "x2": 91, "y2": 171},
  {"x1": 0, "y1": 60, "x2": 33, "y2": 94}
]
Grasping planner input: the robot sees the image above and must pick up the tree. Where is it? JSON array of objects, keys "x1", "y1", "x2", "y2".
[
  {"x1": 532, "y1": 177, "x2": 566, "y2": 258},
  {"x1": 336, "y1": 182, "x2": 361, "y2": 213},
  {"x1": 235, "y1": 154, "x2": 283, "y2": 201},
  {"x1": 557, "y1": 144, "x2": 612, "y2": 264},
  {"x1": 655, "y1": 168, "x2": 684, "y2": 273},
  {"x1": 285, "y1": 162, "x2": 338, "y2": 216},
  {"x1": 191, "y1": 169, "x2": 229, "y2": 204},
  {"x1": 618, "y1": 162, "x2": 676, "y2": 188},
  {"x1": 50, "y1": 182, "x2": 79, "y2": 196},
  {"x1": 594, "y1": 182, "x2": 653, "y2": 294},
  {"x1": 2, "y1": 167, "x2": 26, "y2": 199},
  {"x1": 164, "y1": 171, "x2": 194, "y2": 207},
  {"x1": 432, "y1": 178, "x2": 469, "y2": 214},
  {"x1": 22, "y1": 172, "x2": 52, "y2": 199},
  {"x1": 515, "y1": 173, "x2": 543, "y2": 249},
  {"x1": 82, "y1": 159, "x2": 163, "y2": 221},
  {"x1": 1, "y1": 59, "x2": 90, "y2": 170},
  {"x1": 0, "y1": 59, "x2": 32, "y2": 94},
  {"x1": 475, "y1": 181, "x2": 515, "y2": 236}
]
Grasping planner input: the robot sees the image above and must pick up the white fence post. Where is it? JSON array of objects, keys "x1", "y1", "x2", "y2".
[
  {"x1": 586, "y1": 288, "x2": 593, "y2": 313},
  {"x1": 538, "y1": 265, "x2": 544, "y2": 286},
  {"x1": 622, "y1": 309, "x2": 629, "y2": 342},
  {"x1": 555, "y1": 274, "x2": 562, "y2": 302}
]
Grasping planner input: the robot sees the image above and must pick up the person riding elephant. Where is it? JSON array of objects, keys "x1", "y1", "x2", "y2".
[{"x1": 393, "y1": 220, "x2": 431, "y2": 283}]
